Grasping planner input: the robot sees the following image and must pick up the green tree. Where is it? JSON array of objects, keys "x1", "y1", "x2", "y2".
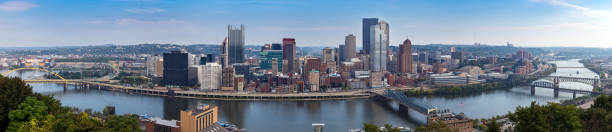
[
  {"x1": 104, "y1": 115, "x2": 143, "y2": 132},
  {"x1": 6, "y1": 97, "x2": 53, "y2": 132},
  {"x1": 0, "y1": 76, "x2": 34, "y2": 131},
  {"x1": 486, "y1": 119, "x2": 500, "y2": 132},
  {"x1": 509, "y1": 102, "x2": 582, "y2": 132},
  {"x1": 363, "y1": 123, "x2": 380, "y2": 132}
]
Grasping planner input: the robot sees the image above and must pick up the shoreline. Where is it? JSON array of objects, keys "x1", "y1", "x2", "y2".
[{"x1": 28, "y1": 81, "x2": 399, "y2": 101}]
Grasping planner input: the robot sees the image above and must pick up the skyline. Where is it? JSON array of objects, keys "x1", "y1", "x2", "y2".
[{"x1": 1, "y1": 0, "x2": 611, "y2": 47}]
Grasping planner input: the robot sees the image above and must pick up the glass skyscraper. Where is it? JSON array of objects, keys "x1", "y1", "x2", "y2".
[
  {"x1": 369, "y1": 21, "x2": 389, "y2": 72},
  {"x1": 362, "y1": 18, "x2": 379, "y2": 54},
  {"x1": 228, "y1": 25, "x2": 245, "y2": 65}
]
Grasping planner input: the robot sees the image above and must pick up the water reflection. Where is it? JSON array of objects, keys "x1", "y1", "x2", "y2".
[{"x1": 13, "y1": 59, "x2": 598, "y2": 131}]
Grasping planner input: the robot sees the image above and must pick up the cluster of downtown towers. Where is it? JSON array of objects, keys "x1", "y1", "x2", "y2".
[{"x1": 161, "y1": 18, "x2": 414, "y2": 89}]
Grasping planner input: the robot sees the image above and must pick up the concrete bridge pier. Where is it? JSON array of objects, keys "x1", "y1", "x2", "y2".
[
  {"x1": 573, "y1": 91, "x2": 577, "y2": 99},
  {"x1": 63, "y1": 83, "x2": 68, "y2": 91},
  {"x1": 399, "y1": 104, "x2": 409, "y2": 117},
  {"x1": 554, "y1": 77, "x2": 560, "y2": 98},
  {"x1": 530, "y1": 85, "x2": 536, "y2": 95}
]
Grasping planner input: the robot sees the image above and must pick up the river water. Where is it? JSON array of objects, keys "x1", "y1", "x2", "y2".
[{"x1": 6, "y1": 59, "x2": 596, "y2": 132}]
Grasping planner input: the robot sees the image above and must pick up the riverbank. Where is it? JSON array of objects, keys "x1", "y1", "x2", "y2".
[
  {"x1": 31, "y1": 80, "x2": 417, "y2": 100},
  {"x1": 404, "y1": 81, "x2": 514, "y2": 96}
]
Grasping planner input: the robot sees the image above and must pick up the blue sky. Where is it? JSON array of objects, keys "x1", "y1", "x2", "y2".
[{"x1": 0, "y1": 0, "x2": 611, "y2": 47}]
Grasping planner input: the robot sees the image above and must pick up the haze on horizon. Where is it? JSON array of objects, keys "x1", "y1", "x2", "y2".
[{"x1": 0, "y1": 0, "x2": 611, "y2": 48}]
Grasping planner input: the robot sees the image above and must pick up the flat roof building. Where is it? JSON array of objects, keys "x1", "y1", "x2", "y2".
[{"x1": 180, "y1": 104, "x2": 219, "y2": 132}]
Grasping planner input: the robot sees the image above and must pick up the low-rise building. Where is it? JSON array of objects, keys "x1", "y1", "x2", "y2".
[
  {"x1": 180, "y1": 104, "x2": 218, "y2": 132},
  {"x1": 427, "y1": 112, "x2": 472, "y2": 132}
]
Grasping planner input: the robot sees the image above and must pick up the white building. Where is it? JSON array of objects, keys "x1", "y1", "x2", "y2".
[
  {"x1": 430, "y1": 72, "x2": 484, "y2": 86},
  {"x1": 146, "y1": 55, "x2": 163, "y2": 77},
  {"x1": 198, "y1": 63, "x2": 222, "y2": 91}
]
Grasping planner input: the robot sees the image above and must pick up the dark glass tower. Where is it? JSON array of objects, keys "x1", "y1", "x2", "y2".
[
  {"x1": 362, "y1": 18, "x2": 378, "y2": 54},
  {"x1": 163, "y1": 50, "x2": 189, "y2": 86},
  {"x1": 228, "y1": 25, "x2": 245, "y2": 65}
]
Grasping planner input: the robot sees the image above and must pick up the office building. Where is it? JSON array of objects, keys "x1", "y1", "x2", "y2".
[
  {"x1": 146, "y1": 55, "x2": 163, "y2": 77},
  {"x1": 399, "y1": 39, "x2": 413, "y2": 74},
  {"x1": 430, "y1": 73, "x2": 483, "y2": 86},
  {"x1": 308, "y1": 69, "x2": 320, "y2": 92},
  {"x1": 427, "y1": 112, "x2": 473, "y2": 132},
  {"x1": 304, "y1": 58, "x2": 322, "y2": 82},
  {"x1": 362, "y1": 18, "x2": 379, "y2": 54},
  {"x1": 337, "y1": 45, "x2": 345, "y2": 64},
  {"x1": 222, "y1": 67, "x2": 235, "y2": 91},
  {"x1": 188, "y1": 66, "x2": 199, "y2": 86},
  {"x1": 282, "y1": 38, "x2": 297, "y2": 75},
  {"x1": 260, "y1": 48, "x2": 283, "y2": 72},
  {"x1": 234, "y1": 75, "x2": 245, "y2": 91},
  {"x1": 419, "y1": 52, "x2": 429, "y2": 65},
  {"x1": 180, "y1": 105, "x2": 218, "y2": 132},
  {"x1": 220, "y1": 37, "x2": 229, "y2": 68},
  {"x1": 228, "y1": 25, "x2": 245, "y2": 65},
  {"x1": 206, "y1": 54, "x2": 215, "y2": 63},
  {"x1": 451, "y1": 51, "x2": 464, "y2": 61},
  {"x1": 163, "y1": 51, "x2": 189, "y2": 86},
  {"x1": 322, "y1": 47, "x2": 334, "y2": 63},
  {"x1": 198, "y1": 63, "x2": 221, "y2": 91},
  {"x1": 369, "y1": 21, "x2": 389, "y2": 72},
  {"x1": 344, "y1": 34, "x2": 357, "y2": 61}
]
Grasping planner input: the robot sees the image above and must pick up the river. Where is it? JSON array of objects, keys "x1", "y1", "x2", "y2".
[{"x1": 5, "y1": 59, "x2": 596, "y2": 132}]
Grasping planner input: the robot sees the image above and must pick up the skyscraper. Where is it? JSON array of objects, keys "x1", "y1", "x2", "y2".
[
  {"x1": 198, "y1": 63, "x2": 221, "y2": 91},
  {"x1": 322, "y1": 47, "x2": 334, "y2": 63},
  {"x1": 362, "y1": 18, "x2": 379, "y2": 54},
  {"x1": 344, "y1": 34, "x2": 357, "y2": 61},
  {"x1": 163, "y1": 51, "x2": 189, "y2": 86},
  {"x1": 337, "y1": 45, "x2": 345, "y2": 64},
  {"x1": 399, "y1": 39, "x2": 413, "y2": 74},
  {"x1": 228, "y1": 25, "x2": 245, "y2": 65},
  {"x1": 220, "y1": 37, "x2": 229, "y2": 68},
  {"x1": 282, "y1": 38, "x2": 296, "y2": 74},
  {"x1": 369, "y1": 21, "x2": 389, "y2": 72}
]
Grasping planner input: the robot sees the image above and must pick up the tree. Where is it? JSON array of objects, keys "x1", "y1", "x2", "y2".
[
  {"x1": 363, "y1": 123, "x2": 380, "y2": 132},
  {"x1": 104, "y1": 115, "x2": 144, "y2": 132},
  {"x1": 509, "y1": 102, "x2": 582, "y2": 132},
  {"x1": 0, "y1": 76, "x2": 34, "y2": 131},
  {"x1": 578, "y1": 95, "x2": 612, "y2": 132},
  {"x1": 6, "y1": 97, "x2": 53, "y2": 132},
  {"x1": 486, "y1": 119, "x2": 500, "y2": 132},
  {"x1": 363, "y1": 123, "x2": 401, "y2": 132}
]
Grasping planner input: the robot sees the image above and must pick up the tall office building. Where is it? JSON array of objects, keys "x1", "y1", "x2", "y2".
[
  {"x1": 344, "y1": 34, "x2": 357, "y2": 61},
  {"x1": 221, "y1": 67, "x2": 235, "y2": 91},
  {"x1": 399, "y1": 39, "x2": 413, "y2": 74},
  {"x1": 228, "y1": 25, "x2": 245, "y2": 65},
  {"x1": 337, "y1": 45, "x2": 345, "y2": 64},
  {"x1": 163, "y1": 51, "x2": 189, "y2": 86},
  {"x1": 419, "y1": 52, "x2": 429, "y2": 65},
  {"x1": 282, "y1": 38, "x2": 296, "y2": 75},
  {"x1": 220, "y1": 37, "x2": 229, "y2": 68},
  {"x1": 146, "y1": 55, "x2": 163, "y2": 77},
  {"x1": 260, "y1": 47, "x2": 283, "y2": 72},
  {"x1": 198, "y1": 63, "x2": 221, "y2": 91},
  {"x1": 369, "y1": 21, "x2": 389, "y2": 72},
  {"x1": 362, "y1": 18, "x2": 379, "y2": 54},
  {"x1": 304, "y1": 58, "x2": 322, "y2": 82},
  {"x1": 322, "y1": 47, "x2": 334, "y2": 63}
]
